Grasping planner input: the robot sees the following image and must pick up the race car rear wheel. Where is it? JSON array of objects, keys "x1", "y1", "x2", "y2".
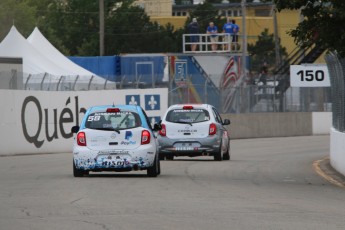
[
  {"x1": 214, "y1": 141, "x2": 223, "y2": 161},
  {"x1": 147, "y1": 155, "x2": 159, "y2": 177},
  {"x1": 73, "y1": 160, "x2": 87, "y2": 177},
  {"x1": 223, "y1": 142, "x2": 231, "y2": 160},
  {"x1": 166, "y1": 155, "x2": 174, "y2": 160}
]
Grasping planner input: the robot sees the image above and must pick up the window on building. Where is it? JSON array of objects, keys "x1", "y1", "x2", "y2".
[
  {"x1": 175, "y1": 0, "x2": 193, "y2": 5},
  {"x1": 255, "y1": 9, "x2": 271, "y2": 17}
]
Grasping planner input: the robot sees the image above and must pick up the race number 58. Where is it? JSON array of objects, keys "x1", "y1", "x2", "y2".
[{"x1": 290, "y1": 65, "x2": 330, "y2": 87}]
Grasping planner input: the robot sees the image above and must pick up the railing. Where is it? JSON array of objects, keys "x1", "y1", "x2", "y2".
[{"x1": 183, "y1": 33, "x2": 241, "y2": 53}]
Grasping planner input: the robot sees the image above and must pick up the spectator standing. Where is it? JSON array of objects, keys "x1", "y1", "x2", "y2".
[
  {"x1": 259, "y1": 62, "x2": 268, "y2": 85},
  {"x1": 206, "y1": 22, "x2": 218, "y2": 51},
  {"x1": 231, "y1": 19, "x2": 240, "y2": 51},
  {"x1": 222, "y1": 17, "x2": 234, "y2": 51},
  {"x1": 187, "y1": 18, "x2": 200, "y2": 52}
]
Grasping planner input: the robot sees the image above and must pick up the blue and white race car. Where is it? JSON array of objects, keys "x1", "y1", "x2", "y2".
[{"x1": 71, "y1": 105, "x2": 162, "y2": 177}]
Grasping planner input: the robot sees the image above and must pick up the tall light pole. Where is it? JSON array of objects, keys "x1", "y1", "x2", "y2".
[
  {"x1": 99, "y1": 0, "x2": 104, "y2": 56},
  {"x1": 241, "y1": 0, "x2": 247, "y2": 79},
  {"x1": 273, "y1": 4, "x2": 281, "y2": 67}
]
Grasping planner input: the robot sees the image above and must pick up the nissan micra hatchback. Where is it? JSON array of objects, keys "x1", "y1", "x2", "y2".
[
  {"x1": 157, "y1": 104, "x2": 231, "y2": 161},
  {"x1": 71, "y1": 105, "x2": 162, "y2": 177}
]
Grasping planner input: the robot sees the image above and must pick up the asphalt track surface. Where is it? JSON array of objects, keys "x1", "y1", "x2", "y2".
[{"x1": 1, "y1": 135, "x2": 345, "y2": 230}]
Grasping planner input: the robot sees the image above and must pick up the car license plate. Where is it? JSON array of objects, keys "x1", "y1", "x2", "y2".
[
  {"x1": 175, "y1": 147, "x2": 194, "y2": 151},
  {"x1": 99, "y1": 150, "x2": 129, "y2": 155}
]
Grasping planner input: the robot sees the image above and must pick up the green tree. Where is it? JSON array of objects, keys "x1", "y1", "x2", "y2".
[
  {"x1": 188, "y1": 2, "x2": 224, "y2": 33},
  {"x1": 205, "y1": 0, "x2": 223, "y2": 3},
  {"x1": 175, "y1": 0, "x2": 193, "y2": 5},
  {"x1": 0, "y1": 0, "x2": 36, "y2": 41},
  {"x1": 248, "y1": 28, "x2": 287, "y2": 73},
  {"x1": 34, "y1": 0, "x2": 101, "y2": 55},
  {"x1": 271, "y1": 0, "x2": 345, "y2": 57},
  {"x1": 31, "y1": 0, "x2": 184, "y2": 55},
  {"x1": 227, "y1": 0, "x2": 255, "y2": 3}
]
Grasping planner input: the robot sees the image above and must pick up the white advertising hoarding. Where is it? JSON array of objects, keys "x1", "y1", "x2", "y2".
[
  {"x1": 290, "y1": 64, "x2": 330, "y2": 87},
  {"x1": 0, "y1": 88, "x2": 168, "y2": 155}
]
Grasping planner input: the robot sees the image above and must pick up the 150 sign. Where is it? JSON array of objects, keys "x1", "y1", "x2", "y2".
[{"x1": 290, "y1": 65, "x2": 330, "y2": 87}]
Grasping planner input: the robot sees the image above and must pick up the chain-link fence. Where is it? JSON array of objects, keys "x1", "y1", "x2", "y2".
[
  {"x1": 167, "y1": 76, "x2": 331, "y2": 113},
  {"x1": 326, "y1": 52, "x2": 345, "y2": 132},
  {"x1": 0, "y1": 71, "x2": 117, "y2": 91},
  {"x1": 0, "y1": 70, "x2": 332, "y2": 114}
]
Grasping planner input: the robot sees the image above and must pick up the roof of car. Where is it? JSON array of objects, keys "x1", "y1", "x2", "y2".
[
  {"x1": 167, "y1": 104, "x2": 212, "y2": 110},
  {"x1": 88, "y1": 104, "x2": 141, "y2": 113}
]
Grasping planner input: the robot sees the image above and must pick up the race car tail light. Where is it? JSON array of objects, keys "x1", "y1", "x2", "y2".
[
  {"x1": 183, "y1": 105, "x2": 194, "y2": 110},
  {"x1": 106, "y1": 108, "x2": 120, "y2": 113},
  {"x1": 209, "y1": 123, "x2": 217, "y2": 135},
  {"x1": 77, "y1": 132, "x2": 87, "y2": 146},
  {"x1": 159, "y1": 124, "x2": 166, "y2": 136},
  {"x1": 141, "y1": 130, "x2": 151, "y2": 145}
]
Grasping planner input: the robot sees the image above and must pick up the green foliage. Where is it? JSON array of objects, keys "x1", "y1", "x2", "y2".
[
  {"x1": 21, "y1": 0, "x2": 184, "y2": 55},
  {"x1": 0, "y1": 0, "x2": 36, "y2": 40},
  {"x1": 175, "y1": 0, "x2": 193, "y2": 4},
  {"x1": 205, "y1": 0, "x2": 223, "y2": 3},
  {"x1": 273, "y1": 0, "x2": 345, "y2": 57},
  {"x1": 188, "y1": 2, "x2": 224, "y2": 33},
  {"x1": 227, "y1": 0, "x2": 255, "y2": 3},
  {"x1": 248, "y1": 28, "x2": 287, "y2": 73}
]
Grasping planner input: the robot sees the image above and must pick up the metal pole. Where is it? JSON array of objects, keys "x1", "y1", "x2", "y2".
[
  {"x1": 99, "y1": 0, "x2": 104, "y2": 56},
  {"x1": 241, "y1": 0, "x2": 247, "y2": 79},
  {"x1": 273, "y1": 4, "x2": 281, "y2": 67}
]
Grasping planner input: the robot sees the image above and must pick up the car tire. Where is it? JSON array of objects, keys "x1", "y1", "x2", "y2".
[
  {"x1": 73, "y1": 160, "x2": 85, "y2": 177},
  {"x1": 159, "y1": 153, "x2": 165, "y2": 161},
  {"x1": 158, "y1": 157, "x2": 161, "y2": 175},
  {"x1": 147, "y1": 155, "x2": 159, "y2": 177},
  {"x1": 214, "y1": 141, "x2": 223, "y2": 161},
  {"x1": 166, "y1": 155, "x2": 174, "y2": 160},
  {"x1": 223, "y1": 142, "x2": 231, "y2": 160}
]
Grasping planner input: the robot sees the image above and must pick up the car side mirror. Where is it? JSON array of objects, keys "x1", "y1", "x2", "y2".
[
  {"x1": 222, "y1": 119, "x2": 231, "y2": 125},
  {"x1": 71, "y1": 126, "x2": 80, "y2": 133},
  {"x1": 153, "y1": 123, "x2": 162, "y2": 131}
]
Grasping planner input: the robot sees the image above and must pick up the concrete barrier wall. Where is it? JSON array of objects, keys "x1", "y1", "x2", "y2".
[
  {"x1": 0, "y1": 89, "x2": 333, "y2": 155},
  {"x1": 312, "y1": 112, "x2": 333, "y2": 135},
  {"x1": 330, "y1": 128, "x2": 345, "y2": 176},
  {"x1": 0, "y1": 89, "x2": 168, "y2": 155},
  {"x1": 221, "y1": 112, "x2": 331, "y2": 139}
]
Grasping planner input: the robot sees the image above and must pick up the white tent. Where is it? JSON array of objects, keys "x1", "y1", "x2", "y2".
[
  {"x1": 0, "y1": 26, "x2": 110, "y2": 90},
  {"x1": 0, "y1": 26, "x2": 69, "y2": 75},
  {"x1": 27, "y1": 27, "x2": 97, "y2": 77}
]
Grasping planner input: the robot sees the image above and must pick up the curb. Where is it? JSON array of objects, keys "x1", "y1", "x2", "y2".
[{"x1": 313, "y1": 157, "x2": 345, "y2": 188}]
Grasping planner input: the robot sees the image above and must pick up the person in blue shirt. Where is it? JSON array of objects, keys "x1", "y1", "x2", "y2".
[
  {"x1": 222, "y1": 17, "x2": 234, "y2": 51},
  {"x1": 231, "y1": 19, "x2": 240, "y2": 51},
  {"x1": 187, "y1": 18, "x2": 200, "y2": 52},
  {"x1": 206, "y1": 22, "x2": 218, "y2": 51}
]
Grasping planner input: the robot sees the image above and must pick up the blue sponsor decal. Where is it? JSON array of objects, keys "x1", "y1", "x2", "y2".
[
  {"x1": 145, "y1": 95, "x2": 160, "y2": 110},
  {"x1": 125, "y1": 131, "x2": 133, "y2": 140},
  {"x1": 126, "y1": 95, "x2": 140, "y2": 106}
]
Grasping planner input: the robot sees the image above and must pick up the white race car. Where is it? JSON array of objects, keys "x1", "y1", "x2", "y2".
[
  {"x1": 71, "y1": 105, "x2": 162, "y2": 177},
  {"x1": 157, "y1": 104, "x2": 231, "y2": 161}
]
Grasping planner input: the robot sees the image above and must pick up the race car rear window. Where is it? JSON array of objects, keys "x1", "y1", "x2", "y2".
[
  {"x1": 166, "y1": 109, "x2": 210, "y2": 123},
  {"x1": 85, "y1": 111, "x2": 141, "y2": 130}
]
